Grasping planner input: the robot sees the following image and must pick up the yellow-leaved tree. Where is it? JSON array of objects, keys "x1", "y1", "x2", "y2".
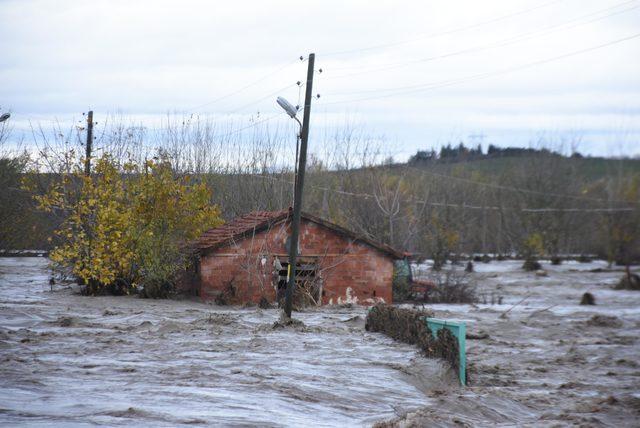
[
  {"x1": 32, "y1": 154, "x2": 222, "y2": 297},
  {"x1": 522, "y1": 232, "x2": 544, "y2": 271},
  {"x1": 428, "y1": 214, "x2": 460, "y2": 271},
  {"x1": 128, "y1": 159, "x2": 223, "y2": 297}
]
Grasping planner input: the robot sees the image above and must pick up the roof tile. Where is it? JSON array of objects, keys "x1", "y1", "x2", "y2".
[
  {"x1": 196, "y1": 209, "x2": 289, "y2": 250},
  {"x1": 196, "y1": 209, "x2": 405, "y2": 259}
]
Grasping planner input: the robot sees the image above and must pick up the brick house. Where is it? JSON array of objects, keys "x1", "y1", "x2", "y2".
[{"x1": 194, "y1": 209, "x2": 404, "y2": 306}]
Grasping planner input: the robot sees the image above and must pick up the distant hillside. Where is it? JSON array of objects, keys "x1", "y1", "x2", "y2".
[
  {"x1": 2, "y1": 143, "x2": 638, "y2": 262},
  {"x1": 406, "y1": 145, "x2": 640, "y2": 181}
]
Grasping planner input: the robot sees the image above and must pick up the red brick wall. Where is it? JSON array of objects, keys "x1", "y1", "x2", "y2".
[{"x1": 199, "y1": 218, "x2": 394, "y2": 305}]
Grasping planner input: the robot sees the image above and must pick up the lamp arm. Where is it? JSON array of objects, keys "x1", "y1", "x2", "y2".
[{"x1": 294, "y1": 116, "x2": 302, "y2": 135}]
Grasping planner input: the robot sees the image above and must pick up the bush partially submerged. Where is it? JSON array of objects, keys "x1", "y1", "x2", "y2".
[
  {"x1": 551, "y1": 256, "x2": 562, "y2": 265},
  {"x1": 258, "y1": 296, "x2": 271, "y2": 309},
  {"x1": 522, "y1": 259, "x2": 542, "y2": 271},
  {"x1": 421, "y1": 269, "x2": 477, "y2": 304},
  {"x1": 365, "y1": 304, "x2": 464, "y2": 383},
  {"x1": 31, "y1": 154, "x2": 223, "y2": 297},
  {"x1": 615, "y1": 273, "x2": 640, "y2": 290},
  {"x1": 580, "y1": 292, "x2": 596, "y2": 305},
  {"x1": 392, "y1": 259, "x2": 412, "y2": 301},
  {"x1": 522, "y1": 233, "x2": 544, "y2": 271},
  {"x1": 214, "y1": 280, "x2": 237, "y2": 305}
]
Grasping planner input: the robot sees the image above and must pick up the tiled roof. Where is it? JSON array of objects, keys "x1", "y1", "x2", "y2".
[
  {"x1": 195, "y1": 209, "x2": 289, "y2": 250},
  {"x1": 196, "y1": 209, "x2": 406, "y2": 259}
]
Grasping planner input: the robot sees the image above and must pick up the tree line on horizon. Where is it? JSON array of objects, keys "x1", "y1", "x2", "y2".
[{"x1": 409, "y1": 142, "x2": 598, "y2": 165}]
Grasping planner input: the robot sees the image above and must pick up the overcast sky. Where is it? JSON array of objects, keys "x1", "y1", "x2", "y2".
[{"x1": 1, "y1": 0, "x2": 639, "y2": 158}]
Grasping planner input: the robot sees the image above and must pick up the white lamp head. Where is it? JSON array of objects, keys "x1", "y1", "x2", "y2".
[{"x1": 276, "y1": 96, "x2": 298, "y2": 118}]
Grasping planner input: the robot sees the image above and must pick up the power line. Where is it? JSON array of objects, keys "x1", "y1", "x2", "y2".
[
  {"x1": 322, "y1": 32, "x2": 640, "y2": 104},
  {"x1": 322, "y1": 0, "x2": 568, "y2": 57},
  {"x1": 184, "y1": 58, "x2": 301, "y2": 112},
  {"x1": 7, "y1": 61, "x2": 301, "y2": 127},
  {"x1": 9, "y1": 109, "x2": 289, "y2": 152},
  {"x1": 324, "y1": 0, "x2": 639, "y2": 79},
  {"x1": 404, "y1": 165, "x2": 639, "y2": 205},
  {"x1": 157, "y1": 112, "x2": 286, "y2": 140},
  {"x1": 243, "y1": 172, "x2": 636, "y2": 213},
  {"x1": 227, "y1": 83, "x2": 297, "y2": 114}
]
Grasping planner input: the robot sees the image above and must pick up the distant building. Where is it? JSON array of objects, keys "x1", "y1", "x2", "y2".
[{"x1": 193, "y1": 209, "x2": 404, "y2": 306}]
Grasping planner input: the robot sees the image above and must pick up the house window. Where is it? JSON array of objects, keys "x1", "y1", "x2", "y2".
[{"x1": 275, "y1": 257, "x2": 320, "y2": 305}]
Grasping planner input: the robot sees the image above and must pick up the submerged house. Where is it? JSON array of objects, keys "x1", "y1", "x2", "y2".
[{"x1": 193, "y1": 209, "x2": 405, "y2": 306}]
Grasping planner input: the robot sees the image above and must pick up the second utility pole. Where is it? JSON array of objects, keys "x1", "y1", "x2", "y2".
[
  {"x1": 84, "y1": 110, "x2": 94, "y2": 176},
  {"x1": 284, "y1": 53, "x2": 315, "y2": 319}
]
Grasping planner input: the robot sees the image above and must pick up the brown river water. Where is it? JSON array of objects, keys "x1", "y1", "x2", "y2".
[
  {"x1": 0, "y1": 257, "x2": 453, "y2": 427},
  {"x1": 1, "y1": 257, "x2": 639, "y2": 426}
]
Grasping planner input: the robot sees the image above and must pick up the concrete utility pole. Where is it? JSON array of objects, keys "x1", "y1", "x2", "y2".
[
  {"x1": 284, "y1": 53, "x2": 315, "y2": 319},
  {"x1": 84, "y1": 110, "x2": 93, "y2": 176}
]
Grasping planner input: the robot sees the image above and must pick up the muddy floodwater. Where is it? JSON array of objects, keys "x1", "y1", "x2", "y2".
[
  {"x1": 0, "y1": 257, "x2": 452, "y2": 427},
  {"x1": 1, "y1": 258, "x2": 640, "y2": 427},
  {"x1": 384, "y1": 260, "x2": 640, "y2": 427}
]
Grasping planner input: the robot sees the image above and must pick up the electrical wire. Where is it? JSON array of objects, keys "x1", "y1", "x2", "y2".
[
  {"x1": 404, "y1": 165, "x2": 640, "y2": 205},
  {"x1": 227, "y1": 83, "x2": 298, "y2": 114},
  {"x1": 186, "y1": 112, "x2": 286, "y2": 140},
  {"x1": 324, "y1": 0, "x2": 639, "y2": 79},
  {"x1": 8, "y1": 105, "x2": 290, "y2": 152},
  {"x1": 243, "y1": 172, "x2": 637, "y2": 212},
  {"x1": 184, "y1": 58, "x2": 301, "y2": 112},
  {"x1": 322, "y1": 32, "x2": 640, "y2": 104},
  {"x1": 7, "y1": 60, "x2": 301, "y2": 128},
  {"x1": 322, "y1": 0, "x2": 568, "y2": 57}
]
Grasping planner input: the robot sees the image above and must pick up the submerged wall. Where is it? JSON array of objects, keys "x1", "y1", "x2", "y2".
[{"x1": 198, "y1": 218, "x2": 394, "y2": 305}]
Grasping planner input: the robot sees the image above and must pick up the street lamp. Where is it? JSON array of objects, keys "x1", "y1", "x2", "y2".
[
  {"x1": 277, "y1": 96, "x2": 302, "y2": 317},
  {"x1": 276, "y1": 53, "x2": 315, "y2": 319},
  {"x1": 277, "y1": 96, "x2": 301, "y2": 126},
  {"x1": 277, "y1": 96, "x2": 302, "y2": 195},
  {"x1": 0, "y1": 113, "x2": 10, "y2": 123}
]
